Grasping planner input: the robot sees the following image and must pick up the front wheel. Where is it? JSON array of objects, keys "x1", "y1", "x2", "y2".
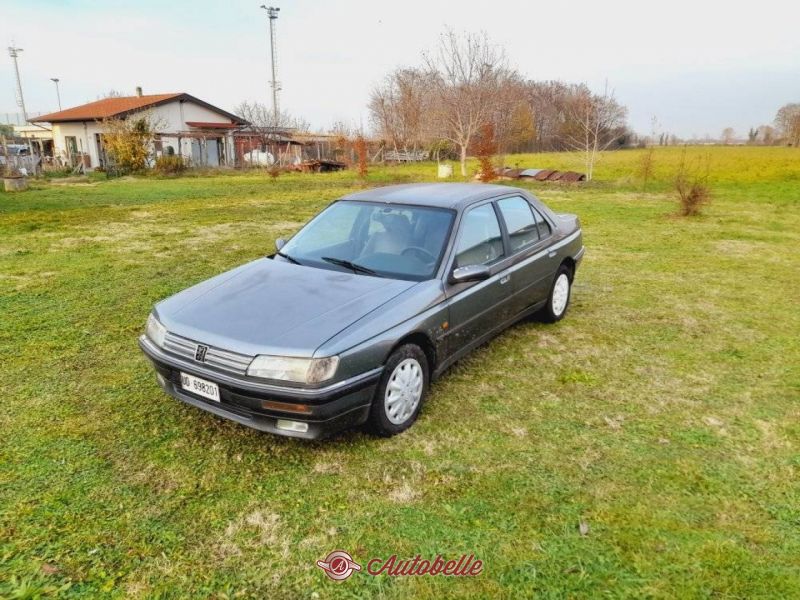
[
  {"x1": 538, "y1": 265, "x2": 572, "y2": 323},
  {"x1": 367, "y1": 344, "x2": 428, "y2": 437}
]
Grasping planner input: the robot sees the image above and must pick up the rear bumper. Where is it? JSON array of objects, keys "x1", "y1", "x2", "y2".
[{"x1": 139, "y1": 336, "x2": 379, "y2": 439}]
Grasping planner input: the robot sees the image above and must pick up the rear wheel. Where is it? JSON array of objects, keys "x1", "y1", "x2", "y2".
[
  {"x1": 367, "y1": 344, "x2": 428, "y2": 437},
  {"x1": 538, "y1": 264, "x2": 572, "y2": 323}
]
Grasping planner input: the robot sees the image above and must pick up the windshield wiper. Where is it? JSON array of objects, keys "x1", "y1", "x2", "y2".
[
  {"x1": 321, "y1": 256, "x2": 381, "y2": 277},
  {"x1": 275, "y1": 250, "x2": 301, "y2": 265}
]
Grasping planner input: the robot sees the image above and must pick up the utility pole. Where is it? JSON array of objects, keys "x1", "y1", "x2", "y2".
[
  {"x1": 51, "y1": 78, "x2": 62, "y2": 111},
  {"x1": 259, "y1": 5, "x2": 280, "y2": 122},
  {"x1": 8, "y1": 44, "x2": 28, "y2": 122}
]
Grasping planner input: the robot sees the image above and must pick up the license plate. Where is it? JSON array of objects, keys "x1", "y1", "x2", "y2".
[{"x1": 180, "y1": 372, "x2": 220, "y2": 402}]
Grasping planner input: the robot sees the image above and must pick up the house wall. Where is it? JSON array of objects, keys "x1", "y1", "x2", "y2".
[
  {"x1": 52, "y1": 121, "x2": 105, "y2": 167},
  {"x1": 152, "y1": 100, "x2": 233, "y2": 130}
]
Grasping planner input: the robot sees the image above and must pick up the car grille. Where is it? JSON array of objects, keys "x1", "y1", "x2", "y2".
[{"x1": 163, "y1": 331, "x2": 253, "y2": 376}]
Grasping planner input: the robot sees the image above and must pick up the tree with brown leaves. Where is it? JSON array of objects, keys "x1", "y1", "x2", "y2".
[
  {"x1": 354, "y1": 135, "x2": 368, "y2": 180},
  {"x1": 474, "y1": 123, "x2": 498, "y2": 182}
]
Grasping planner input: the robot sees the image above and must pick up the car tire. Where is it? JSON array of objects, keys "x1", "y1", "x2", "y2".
[
  {"x1": 367, "y1": 344, "x2": 429, "y2": 437},
  {"x1": 538, "y1": 264, "x2": 572, "y2": 323}
]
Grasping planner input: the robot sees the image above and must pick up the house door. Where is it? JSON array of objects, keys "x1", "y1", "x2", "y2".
[
  {"x1": 95, "y1": 133, "x2": 106, "y2": 168},
  {"x1": 190, "y1": 139, "x2": 202, "y2": 165},
  {"x1": 206, "y1": 138, "x2": 220, "y2": 166}
]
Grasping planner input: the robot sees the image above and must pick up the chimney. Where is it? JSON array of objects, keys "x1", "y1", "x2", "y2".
[{"x1": 135, "y1": 86, "x2": 143, "y2": 97}]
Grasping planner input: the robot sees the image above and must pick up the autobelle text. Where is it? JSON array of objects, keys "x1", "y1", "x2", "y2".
[{"x1": 366, "y1": 553, "x2": 483, "y2": 577}]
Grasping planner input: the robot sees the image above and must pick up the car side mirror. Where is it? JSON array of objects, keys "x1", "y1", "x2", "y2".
[
  {"x1": 450, "y1": 264, "x2": 491, "y2": 283},
  {"x1": 275, "y1": 238, "x2": 287, "y2": 251}
]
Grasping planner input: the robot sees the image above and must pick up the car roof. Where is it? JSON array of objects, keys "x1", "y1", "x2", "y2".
[{"x1": 340, "y1": 183, "x2": 520, "y2": 210}]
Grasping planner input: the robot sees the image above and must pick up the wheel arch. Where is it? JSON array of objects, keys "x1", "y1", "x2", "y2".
[
  {"x1": 560, "y1": 257, "x2": 576, "y2": 281},
  {"x1": 388, "y1": 331, "x2": 437, "y2": 375}
]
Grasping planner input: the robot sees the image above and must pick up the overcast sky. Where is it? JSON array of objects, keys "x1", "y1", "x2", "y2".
[{"x1": 2, "y1": 0, "x2": 798, "y2": 138}]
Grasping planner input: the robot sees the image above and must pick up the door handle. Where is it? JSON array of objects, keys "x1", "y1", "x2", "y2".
[
  {"x1": 548, "y1": 251, "x2": 557, "y2": 258},
  {"x1": 499, "y1": 274, "x2": 510, "y2": 285}
]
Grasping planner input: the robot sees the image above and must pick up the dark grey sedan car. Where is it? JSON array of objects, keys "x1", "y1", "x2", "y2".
[{"x1": 139, "y1": 183, "x2": 584, "y2": 439}]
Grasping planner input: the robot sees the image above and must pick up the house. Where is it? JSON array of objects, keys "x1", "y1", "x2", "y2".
[{"x1": 30, "y1": 89, "x2": 246, "y2": 170}]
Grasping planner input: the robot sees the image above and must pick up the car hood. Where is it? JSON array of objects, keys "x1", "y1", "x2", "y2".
[{"x1": 156, "y1": 258, "x2": 417, "y2": 357}]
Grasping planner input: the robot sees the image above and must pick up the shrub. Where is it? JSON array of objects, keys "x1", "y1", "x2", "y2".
[
  {"x1": 637, "y1": 147, "x2": 655, "y2": 191},
  {"x1": 674, "y1": 151, "x2": 712, "y2": 216},
  {"x1": 101, "y1": 113, "x2": 160, "y2": 174},
  {"x1": 354, "y1": 135, "x2": 368, "y2": 179},
  {"x1": 154, "y1": 155, "x2": 186, "y2": 175}
]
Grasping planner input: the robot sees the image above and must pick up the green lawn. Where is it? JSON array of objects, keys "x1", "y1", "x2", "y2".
[{"x1": 1, "y1": 147, "x2": 799, "y2": 598}]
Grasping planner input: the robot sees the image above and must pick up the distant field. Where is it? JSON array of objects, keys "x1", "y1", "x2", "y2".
[{"x1": 1, "y1": 147, "x2": 799, "y2": 598}]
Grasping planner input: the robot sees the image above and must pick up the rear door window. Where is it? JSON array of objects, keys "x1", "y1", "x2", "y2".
[
  {"x1": 497, "y1": 197, "x2": 539, "y2": 252},
  {"x1": 531, "y1": 206, "x2": 552, "y2": 239}
]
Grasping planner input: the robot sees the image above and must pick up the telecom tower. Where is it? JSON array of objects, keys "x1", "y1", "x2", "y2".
[
  {"x1": 8, "y1": 44, "x2": 28, "y2": 122},
  {"x1": 260, "y1": 5, "x2": 281, "y2": 121}
]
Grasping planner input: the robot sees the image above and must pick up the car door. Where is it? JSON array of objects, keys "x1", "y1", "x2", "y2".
[
  {"x1": 495, "y1": 196, "x2": 559, "y2": 316},
  {"x1": 443, "y1": 202, "x2": 513, "y2": 357}
]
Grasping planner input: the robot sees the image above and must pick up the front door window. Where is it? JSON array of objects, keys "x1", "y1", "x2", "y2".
[{"x1": 454, "y1": 204, "x2": 504, "y2": 268}]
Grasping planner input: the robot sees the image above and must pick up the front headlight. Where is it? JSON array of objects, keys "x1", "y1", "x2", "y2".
[
  {"x1": 145, "y1": 313, "x2": 167, "y2": 348},
  {"x1": 246, "y1": 355, "x2": 339, "y2": 384}
]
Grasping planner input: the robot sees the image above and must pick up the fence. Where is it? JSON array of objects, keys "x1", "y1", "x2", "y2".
[
  {"x1": 0, "y1": 154, "x2": 42, "y2": 175},
  {"x1": 383, "y1": 149, "x2": 429, "y2": 162}
]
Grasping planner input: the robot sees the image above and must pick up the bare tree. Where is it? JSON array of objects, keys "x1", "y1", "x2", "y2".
[
  {"x1": 775, "y1": 103, "x2": 800, "y2": 146},
  {"x1": 491, "y1": 75, "x2": 534, "y2": 163},
  {"x1": 565, "y1": 83, "x2": 627, "y2": 181},
  {"x1": 366, "y1": 29, "x2": 631, "y2": 167},
  {"x1": 234, "y1": 101, "x2": 309, "y2": 165},
  {"x1": 423, "y1": 30, "x2": 514, "y2": 176},
  {"x1": 369, "y1": 68, "x2": 432, "y2": 155},
  {"x1": 721, "y1": 127, "x2": 736, "y2": 144},
  {"x1": 757, "y1": 125, "x2": 776, "y2": 145}
]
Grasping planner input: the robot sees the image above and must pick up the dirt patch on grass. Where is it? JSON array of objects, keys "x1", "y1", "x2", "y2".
[
  {"x1": 312, "y1": 461, "x2": 343, "y2": 475},
  {"x1": 48, "y1": 176, "x2": 94, "y2": 186},
  {"x1": 714, "y1": 239, "x2": 770, "y2": 257},
  {"x1": 0, "y1": 270, "x2": 57, "y2": 291},
  {"x1": 388, "y1": 481, "x2": 420, "y2": 504},
  {"x1": 218, "y1": 509, "x2": 291, "y2": 560}
]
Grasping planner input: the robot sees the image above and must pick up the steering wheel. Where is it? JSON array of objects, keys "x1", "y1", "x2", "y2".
[{"x1": 402, "y1": 246, "x2": 437, "y2": 263}]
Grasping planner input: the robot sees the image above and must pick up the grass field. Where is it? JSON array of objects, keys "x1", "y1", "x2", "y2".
[{"x1": 1, "y1": 146, "x2": 799, "y2": 598}]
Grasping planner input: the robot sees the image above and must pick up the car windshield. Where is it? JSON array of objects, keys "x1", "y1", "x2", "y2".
[{"x1": 279, "y1": 200, "x2": 455, "y2": 281}]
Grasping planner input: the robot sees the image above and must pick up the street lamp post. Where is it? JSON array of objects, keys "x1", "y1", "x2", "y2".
[{"x1": 50, "y1": 78, "x2": 62, "y2": 111}]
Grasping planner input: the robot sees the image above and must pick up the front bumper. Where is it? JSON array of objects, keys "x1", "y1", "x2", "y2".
[{"x1": 139, "y1": 336, "x2": 380, "y2": 439}]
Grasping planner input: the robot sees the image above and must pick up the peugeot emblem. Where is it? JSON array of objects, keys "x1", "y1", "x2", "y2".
[{"x1": 195, "y1": 344, "x2": 208, "y2": 362}]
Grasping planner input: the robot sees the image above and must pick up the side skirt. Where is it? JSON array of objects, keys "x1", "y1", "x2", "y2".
[{"x1": 431, "y1": 299, "x2": 548, "y2": 380}]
